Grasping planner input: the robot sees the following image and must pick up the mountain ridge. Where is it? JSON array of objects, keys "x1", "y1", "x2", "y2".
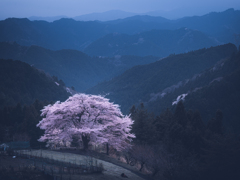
[
  {"x1": 0, "y1": 8, "x2": 239, "y2": 53},
  {"x1": 0, "y1": 42, "x2": 160, "y2": 91},
  {"x1": 84, "y1": 28, "x2": 219, "y2": 57}
]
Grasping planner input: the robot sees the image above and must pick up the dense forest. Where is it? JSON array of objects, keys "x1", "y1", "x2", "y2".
[
  {"x1": 128, "y1": 102, "x2": 240, "y2": 179},
  {"x1": 0, "y1": 59, "x2": 71, "y2": 147},
  {"x1": 0, "y1": 100, "x2": 46, "y2": 148}
]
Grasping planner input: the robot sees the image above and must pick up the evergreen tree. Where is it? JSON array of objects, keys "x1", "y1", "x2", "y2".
[
  {"x1": 153, "y1": 108, "x2": 173, "y2": 141},
  {"x1": 207, "y1": 110, "x2": 223, "y2": 134},
  {"x1": 174, "y1": 101, "x2": 187, "y2": 126},
  {"x1": 131, "y1": 103, "x2": 156, "y2": 143}
]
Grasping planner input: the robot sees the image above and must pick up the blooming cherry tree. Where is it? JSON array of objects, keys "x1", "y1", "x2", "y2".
[{"x1": 37, "y1": 93, "x2": 135, "y2": 151}]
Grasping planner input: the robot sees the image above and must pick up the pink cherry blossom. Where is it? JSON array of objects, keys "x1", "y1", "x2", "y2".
[{"x1": 37, "y1": 93, "x2": 135, "y2": 151}]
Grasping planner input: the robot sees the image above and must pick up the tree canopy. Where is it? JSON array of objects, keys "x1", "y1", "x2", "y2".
[{"x1": 37, "y1": 94, "x2": 135, "y2": 151}]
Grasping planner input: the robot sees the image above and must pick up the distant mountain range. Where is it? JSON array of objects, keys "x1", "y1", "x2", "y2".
[
  {"x1": 0, "y1": 18, "x2": 106, "y2": 50},
  {"x1": 84, "y1": 28, "x2": 219, "y2": 57},
  {"x1": 0, "y1": 59, "x2": 70, "y2": 108},
  {"x1": 0, "y1": 42, "x2": 159, "y2": 91},
  {"x1": 73, "y1": 10, "x2": 137, "y2": 22},
  {"x1": 86, "y1": 43, "x2": 237, "y2": 113},
  {"x1": 0, "y1": 8, "x2": 239, "y2": 56},
  {"x1": 104, "y1": 8, "x2": 240, "y2": 45},
  {"x1": 28, "y1": 15, "x2": 68, "y2": 22},
  {"x1": 27, "y1": 8, "x2": 237, "y2": 22},
  {"x1": 28, "y1": 10, "x2": 137, "y2": 22}
]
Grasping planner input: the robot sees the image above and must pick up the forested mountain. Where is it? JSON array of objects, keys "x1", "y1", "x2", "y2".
[
  {"x1": 0, "y1": 18, "x2": 106, "y2": 50},
  {"x1": 130, "y1": 98, "x2": 240, "y2": 180},
  {"x1": 184, "y1": 51, "x2": 240, "y2": 132},
  {"x1": 173, "y1": 8, "x2": 240, "y2": 44},
  {"x1": 84, "y1": 28, "x2": 219, "y2": 57},
  {"x1": 86, "y1": 43, "x2": 237, "y2": 113},
  {"x1": 144, "y1": 47, "x2": 240, "y2": 131},
  {"x1": 0, "y1": 42, "x2": 159, "y2": 91},
  {"x1": 0, "y1": 9, "x2": 239, "y2": 54},
  {"x1": 0, "y1": 59, "x2": 70, "y2": 109},
  {"x1": 106, "y1": 8, "x2": 240, "y2": 44}
]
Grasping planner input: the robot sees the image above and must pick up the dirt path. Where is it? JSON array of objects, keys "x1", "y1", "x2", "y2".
[{"x1": 20, "y1": 150, "x2": 147, "y2": 180}]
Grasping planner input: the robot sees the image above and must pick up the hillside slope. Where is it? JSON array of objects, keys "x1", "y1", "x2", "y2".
[
  {"x1": 0, "y1": 42, "x2": 159, "y2": 91},
  {"x1": 105, "y1": 8, "x2": 240, "y2": 44},
  {"x1": 0, "y1": 59, "x2": 70, "y2": 108},
  {"x1": 0, "y1": 18, "x2": 106, "y2": 50},
  {"x1": 84, "y1": 28, "x2": 219, "y2": 57},
  {"x1": 145, "y1": 48, "x2": 240, "y2": 132},
  {"x1": 86, "y1": 43, "x2": 237, "y2": 113},
  {"x1": 184, "y1": 51, "x2": 240, "y2": 131}
]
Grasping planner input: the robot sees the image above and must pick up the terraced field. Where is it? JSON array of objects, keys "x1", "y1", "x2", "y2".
[{"x1": 19, "y1": 150, "x2": 146, "y2": 180}]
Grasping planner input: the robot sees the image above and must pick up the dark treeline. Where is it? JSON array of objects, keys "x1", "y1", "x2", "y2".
[
  {"x1": 128, "y1": 102, "x2": 240, "y2": 180},
  {"x1": 0, "y1": 59, "x2": 70, "y2": 148},
  {"x1": 0, "y1": 100, "x2": 47, "y2": 148}
]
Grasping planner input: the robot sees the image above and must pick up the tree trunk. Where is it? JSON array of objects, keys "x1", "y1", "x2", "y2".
[
  {"x1": 106, "y1": 143, "x2": 109, "y2": 155},
  {"x1": 139, "y1": 162, "x2": 145, "y2": 172},
  {"x1": 152, "y1": 169, "x2": 159, "y2": 177},
  {"x1": 82, "y1": 134, "x2": 90, "y2": 151}
]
